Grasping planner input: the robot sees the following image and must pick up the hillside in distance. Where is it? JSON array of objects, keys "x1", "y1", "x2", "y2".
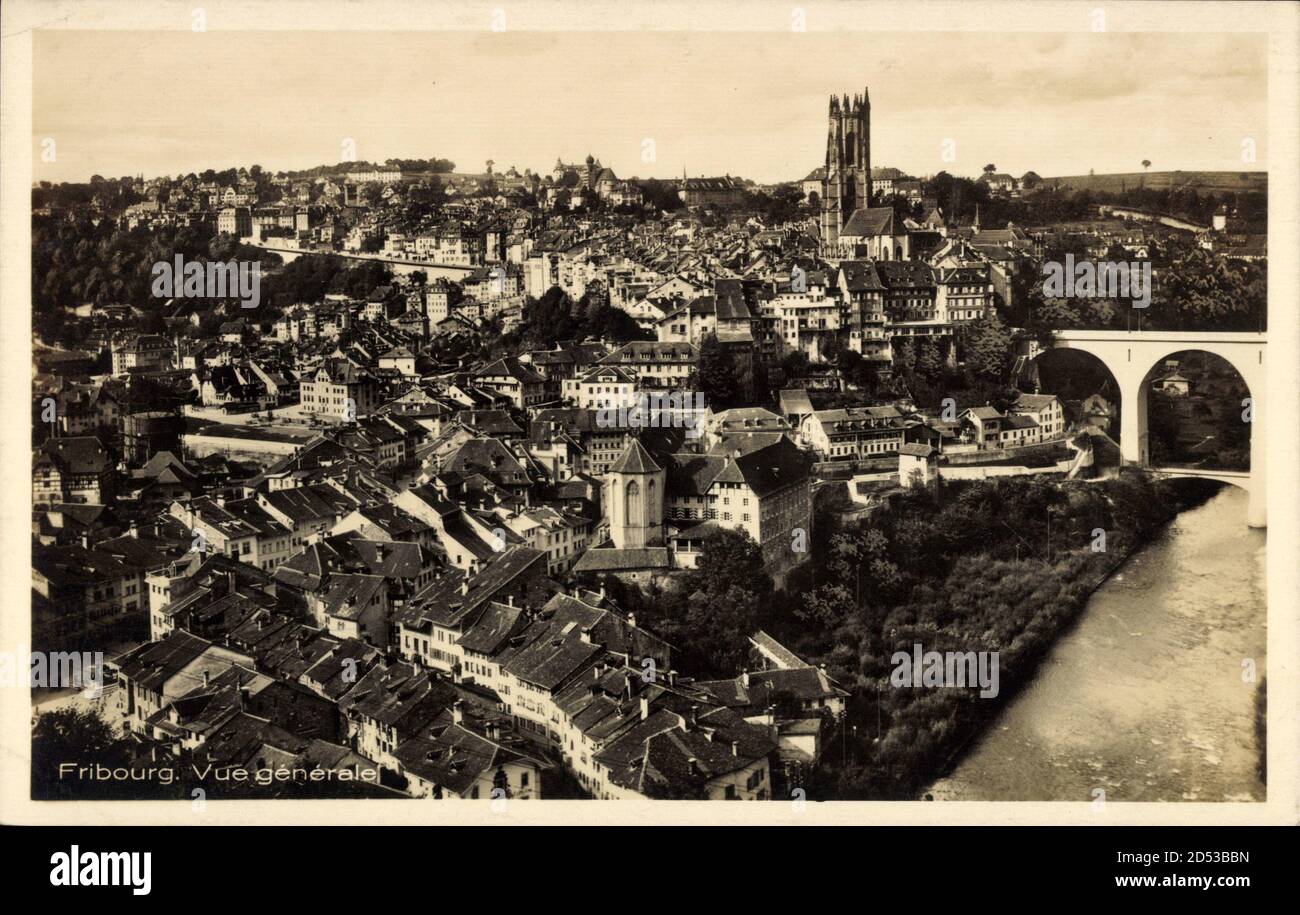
[{"x1": 1037, "y1": 170, "x2": 1267, "y2": 195}]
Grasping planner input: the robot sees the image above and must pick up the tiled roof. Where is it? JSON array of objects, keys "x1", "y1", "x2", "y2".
[
  {"x1": 748, "y1": 631, "x2": 806, "y2": 670},
  {"x1": 399, "y1": 545, "x2": 546, "y2": 629},
  {"x1": 456, "y1": 601, "x2": 528, "y2": 655},
  {"x1": 778, "y1": 389, "x2": 815, "y2": 416},
  {"x1": 260, "y1": 483, "x2": 358, "y2": 524},
  {"x1": 1009, "y1": 393, "x2": 1059, "y2": 411},
  {"x1": 34, "y1": 436, "x2": 111, "y2": 475},
  {"x1": 838, "y1": 259, "x2": 885, "y2": 292},
  {"x1": 841, "y1": 207, "x2": 896, "y2": 238},
  {"x1": 608, "y1": 439, "x2": 661, "y2": 475},
  {"x1": 112, "y1": 631, "x2": 216, "y2": 693},
  {"x1": 321, "y1": 573, "x2": 387, "y2": 621},
  {"x1": 712, "y1": 436, "x2": 810, "y2": 497},
  {"x1": 876, "y1": 260, "x2": 935, "y2": 288},
  {"x1": 665, "y1": 453, "x2": 726, "y2": 496},
  {"x1": 572, "y1": 546, "x2": 671, "y2": 573}
]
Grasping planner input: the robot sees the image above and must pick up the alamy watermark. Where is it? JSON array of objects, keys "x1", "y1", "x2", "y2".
[
  {"x1": 2, "y1": 648, "x2": 105, "y2": 693},
  {"x1": 1042, "y1": 254, "x2": 1151, "y2": 309},
  {"x1": 596, "y1": 391, "x2": 707, "y2": 440},
  {"x1": 49, "y1": 846, "x2": 151, "y2": 895},
  {"x1": 890, "y1": 642, "x2": 1000, "y2": 698},
  {"x1": 151, "y1": 254, "x2": 260, "y2": 309}
]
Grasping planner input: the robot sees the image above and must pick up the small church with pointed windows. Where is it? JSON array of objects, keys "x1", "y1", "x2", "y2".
[
  {"x1": 606, "y1": 439, "x2": 664, "y2": 551},
  {"x1": 574, "y1": 438, "x2": 672, "y2": 581},
  {"x1": 574, "y1": 433, "x2": 814, "y2": 587}
]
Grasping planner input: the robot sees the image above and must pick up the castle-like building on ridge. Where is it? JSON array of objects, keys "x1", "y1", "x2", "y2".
[{"x1": 820, "y1": 89, "x2": 873, "y2": 250}]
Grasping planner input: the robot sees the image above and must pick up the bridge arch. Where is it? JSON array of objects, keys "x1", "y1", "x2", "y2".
[
  {"x1": 1138, "y1": 347, "x2": 1253, "y2": 474},
  {"x1": 1026, "y1": 346, "x2": 1123, "y2": 443},
  {"x1": 1030, "y1": 330, "x2": 1266, "y2": 527}
]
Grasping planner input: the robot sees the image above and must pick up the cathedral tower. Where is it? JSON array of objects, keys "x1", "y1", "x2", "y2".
[{"x1": 821, "y1": 88, "x2": 872, "y2": 250}]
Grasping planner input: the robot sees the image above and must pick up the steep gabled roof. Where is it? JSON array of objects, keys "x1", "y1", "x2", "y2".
[
  {"x1": 837, "y1": 259, "x2": 885, "y2": 292},
  {"x1": 608, "y1": 439, "x2": 661, "y2": 475},
  {"x1": 841, "y1": 207, "x2": 896, "y2": 238},
  {"x1": 711, "y1": 436, "x2": 810, "y2": 497},
  {"x1": 665, "y1": 453, "x2": 726, "y2": 496}
]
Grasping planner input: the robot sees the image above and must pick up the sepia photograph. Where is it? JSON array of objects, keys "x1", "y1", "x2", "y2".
[{"x1": 2, "y1": 0, "x2": 1297, "y2": 862}]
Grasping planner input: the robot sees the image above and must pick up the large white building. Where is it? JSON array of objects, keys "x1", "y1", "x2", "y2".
[{"x1": 801, "y1": 406, "x2": 907, "y2": 461}]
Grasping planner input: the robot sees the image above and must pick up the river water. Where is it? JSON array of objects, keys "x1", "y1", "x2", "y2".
[{"x1": 929, "y1": 486, "x2": 1266, "y2": 802}]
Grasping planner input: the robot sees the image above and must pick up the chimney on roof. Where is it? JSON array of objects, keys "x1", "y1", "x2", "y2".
[
  {"x1": 741, "y1": 669, "x2": 749, "y2": 687},
  {"x1": 216, "y1": 493, "x2": 225, "y2": 508},
  {"x1": 460, "y1": 579, "x2": 470, "y2": 596},
  {"x1": 731, "y1": 740, "x2": 739, "y2": 757},
  {"x1": 128, "y1": 521, "x2": 139, "y2": 539},
  {"x1": 640, "y1": 695, "x2": 649, "y2": 721},
  {"x1": 238, "y1": 686, "x2": 250, "y2": 709},
  {"x1": 202, "y1": 670, "x2": 210, "y2": 688},
  {"x1": 375, "y1": 544, "x2": 386, "y2": 562},
  {"x1": 507, "y1": 594, "x2": 514, "y2": 608},
  {"x1": 688, "y1": 704, "x2": 699, "y2": 728},
  {"x1": 452, "y1": 700, "x2": 465, "y2": 725}
]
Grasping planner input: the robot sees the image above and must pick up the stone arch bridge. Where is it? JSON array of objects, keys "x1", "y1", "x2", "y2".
[{"x1": 1024, "y1": 329, "x2": 1266, "y2": 527}]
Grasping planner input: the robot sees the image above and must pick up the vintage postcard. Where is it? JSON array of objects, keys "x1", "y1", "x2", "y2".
[{"x1": 2, "y1": 0, "x2": 1297, "y2": 837}]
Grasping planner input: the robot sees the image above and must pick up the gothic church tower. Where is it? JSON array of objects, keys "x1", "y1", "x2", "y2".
[{"x1": 821, "y1": 89, "x2": 872, "y2": 250}]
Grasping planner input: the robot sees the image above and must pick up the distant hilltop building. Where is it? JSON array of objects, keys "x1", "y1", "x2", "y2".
[
  {"x1": 552, "y1": 155, "x2": 604, "y2": 187},
  {"x1": 545, "y1": 154, "x2": 644, "y2": 209},
  {"x1": 821, "y1": 89, "x2": 872, "y2": 249}
]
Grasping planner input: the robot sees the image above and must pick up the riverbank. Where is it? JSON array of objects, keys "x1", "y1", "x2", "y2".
[
  {"x1": 924, "y1": 478, "x2": 1221, "y2": 792},
  {"x1": 926, "y1": 483, "x2": 1265, "y2": 801},
  {"x1": 783, "y1": 471, "x2": 1232, "y2": 800}
]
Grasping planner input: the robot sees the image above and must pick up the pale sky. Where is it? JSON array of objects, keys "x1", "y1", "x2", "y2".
[{"x1": 33, "y1": 29, "x2": 1268, "y2": 185}]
